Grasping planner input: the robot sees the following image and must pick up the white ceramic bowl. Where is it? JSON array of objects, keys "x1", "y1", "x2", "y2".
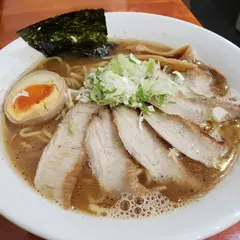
[{"x1": 0, "y1": 12, "x2": 240, "y2": 240}]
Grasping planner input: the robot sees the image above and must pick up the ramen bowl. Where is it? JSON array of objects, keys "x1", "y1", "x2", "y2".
[{"x1": 0, "y1": 12, "x2": 240, "y2": 240}]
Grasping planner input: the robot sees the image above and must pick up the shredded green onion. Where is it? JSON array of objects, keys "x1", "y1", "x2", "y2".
[
  {"x1": 77, "y1": 54, "x2": 180, "y2": 113},
  {"x1": 68, "y1": 119, "x2": 76, "y2": 135},
  {"x1": 155, "y1": 95, "x2": 166, "y2": 107},
  {"x1": 146, "y1": 58, "x2": 155, "y2": 74}
]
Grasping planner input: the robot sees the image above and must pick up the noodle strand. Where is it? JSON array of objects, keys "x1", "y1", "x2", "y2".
[
  {"x1": 19, "y1": 128, "x2": 42, "y2": 137},
  {"x1": 40, "y1": 56, "x2": 63, "y2": 65},
  {"x1": 88, "y1": 204, "x2": 108, "y2": 214},
  {"x1": 37, "y1": 135, "x2": 50, "y2": 142},
  {"x1": 88, "y1": 193, "x2": 106, "y2": 204},
  {"x1": 43, "y1": 126, "x2": 53, "y2": 139},
  {"x1": 64, "y1": 77, "x2": 81, "y2": 89},
  {"x1": 10, "y1": 133, "x2": 17, "y2": 142},
  {"x1": 70, "y1": 72, "x2": 84, "y2": 80}
]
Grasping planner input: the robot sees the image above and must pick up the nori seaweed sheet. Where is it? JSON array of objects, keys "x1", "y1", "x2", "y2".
[{"x1": 17, "y1": 9, "x2": 115, "y2": 57}]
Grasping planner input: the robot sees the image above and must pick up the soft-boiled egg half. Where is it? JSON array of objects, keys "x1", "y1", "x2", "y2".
[{"x1": 4, "y1": 70, "x2": 67, "y2": 125}]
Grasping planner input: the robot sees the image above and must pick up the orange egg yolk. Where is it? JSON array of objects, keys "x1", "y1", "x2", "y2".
[{"x1": 13, "y1": 84, "x2": 56, "y2": 112}]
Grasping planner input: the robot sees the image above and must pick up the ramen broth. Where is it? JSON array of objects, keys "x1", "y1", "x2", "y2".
[{"x1": 3, "y1": 40, "x2": 240, "y2": 217}]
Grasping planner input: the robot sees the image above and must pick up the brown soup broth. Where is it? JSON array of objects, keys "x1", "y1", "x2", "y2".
[{"x1": 3, "y1": 40, "x2": 240, "y2": 217}]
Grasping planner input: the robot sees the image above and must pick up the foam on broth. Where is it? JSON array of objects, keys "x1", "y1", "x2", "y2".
[{"x1": 3, "y1": 39, "x2": 240, "y2": 218}]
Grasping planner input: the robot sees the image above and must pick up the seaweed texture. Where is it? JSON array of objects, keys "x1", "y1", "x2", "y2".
[{"x1": 17, "y1": 9, "x2": 115, "y2": 57}]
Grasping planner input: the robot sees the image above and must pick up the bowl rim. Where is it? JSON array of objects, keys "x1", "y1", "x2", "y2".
[{"x1": 0, "y1": 11, "x2": 240, "y2": 240}]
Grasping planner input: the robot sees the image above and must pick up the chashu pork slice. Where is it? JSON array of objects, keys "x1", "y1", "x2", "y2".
[
  {"x1": 176, "y1": 68, "x2": 215, "y2": 98},
  {"x1": 34, "y1": 102, "x2": 100, "y2": 208},
  {"x1": 150, "y1": 96, "x2": 240, "y2": 126},
  {"x1": 150, "y1": 96, "x2": 210, "y2": 125},
  {"x1": 144, "y1": 109, "x2": 226, "y2": 168},
  {"x1": 85, "y1": 107, "x2": 147, "y2": 194},
  {"x1": 112, "y1": 106, "x2": 199, "y2": 188}
]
